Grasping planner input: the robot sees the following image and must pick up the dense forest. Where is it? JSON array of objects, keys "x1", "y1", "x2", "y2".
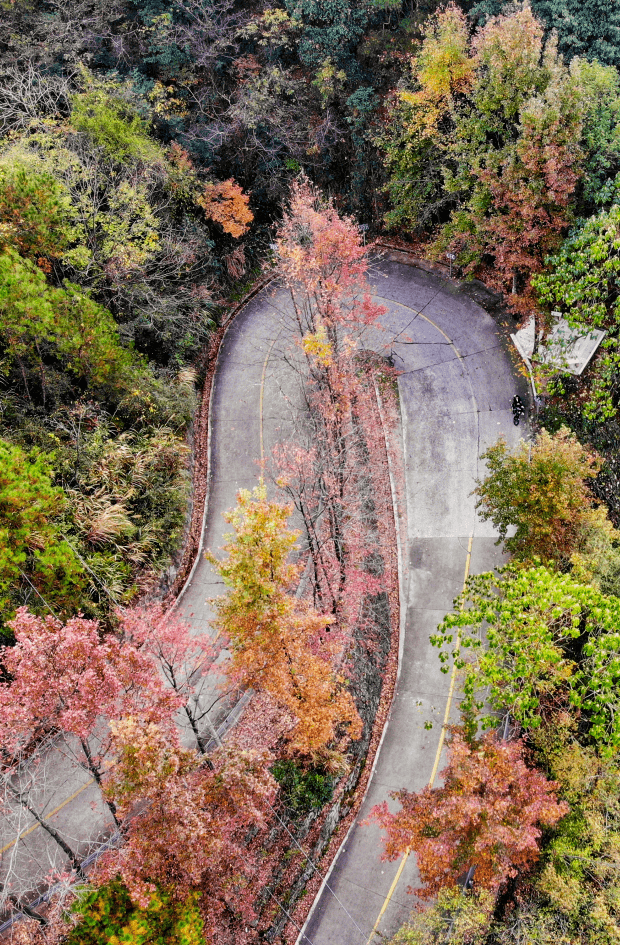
[
  {"x1": 2, "y1": 0, "x2": 620, "y2": 626},
  {"x1": 4, "y1": 0, "x2": 620, "y2": 942}
]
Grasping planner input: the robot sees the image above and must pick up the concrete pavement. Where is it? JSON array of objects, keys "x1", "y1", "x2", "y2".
[
  {"x1": 300, "y1": 256, "x2": 524, "y2": 945},
  {"x1": 1, "y1": 257, "x2": 525, "y2": 938}
]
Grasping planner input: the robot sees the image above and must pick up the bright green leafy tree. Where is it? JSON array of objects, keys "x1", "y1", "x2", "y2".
[
  {"x1": 71, "y1": 87, "x2": 165, "y2": 166},
  {"x1": 432, "y1": 564, "x2": 620, "y2": 754},
  {"x1": 0, "y1": 439, "x2": 85, "y2": 629},
  {"x1": 0, "y1": 248, "x2": 141, "y2": 401},
  {"x1": 533, "y1": 205, "x2": 620, "y2": 421}
]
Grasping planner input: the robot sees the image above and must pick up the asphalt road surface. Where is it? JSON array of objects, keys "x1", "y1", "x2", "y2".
[
  {"x1": 299, "y1": 255, "x2": 524, "y2": 945},
  {"x1": 0, "y1": 254, "x2": 524, "y2": 936}
]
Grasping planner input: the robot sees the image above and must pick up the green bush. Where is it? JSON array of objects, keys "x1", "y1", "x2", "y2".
[
  {"x1": 67, "y1": 880, "x2": 205, "y2": 945},
  {"x1": 272, "y1": 760, "x2": 335, "y2": 815},
  {"x1": 71, "y1": 88, "x2": 164, "y2": 165},
  {"x1": 0, "y1": 438, "x2": 86, "y2": 630}
]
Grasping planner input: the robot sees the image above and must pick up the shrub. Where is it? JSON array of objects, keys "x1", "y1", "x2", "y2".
[
  {"x1": 67, "y1": 880, "x2": 205, "y2": 945},
  {"x1": 272, "y1": 759, "x2": 335, "y2": 815}
]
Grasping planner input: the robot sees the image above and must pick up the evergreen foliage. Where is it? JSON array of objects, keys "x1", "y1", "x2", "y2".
[
  {"x1": 271, "y1": 759, "x2": 335, "y2": 814},
  {"x1": 0, "y1": 440, "x2": 85, "y2": 629}
]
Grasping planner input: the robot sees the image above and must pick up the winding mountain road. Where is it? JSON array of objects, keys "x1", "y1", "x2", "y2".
[
  {"x1": 298, "y1": 255, "x2": 523, "y2": 945},
  {"x1": 0, "y1": 253, "x2": 524, "y2": 940},
  {"x1": 182, "y1": 250, "x2": 524, "y2": 944}
]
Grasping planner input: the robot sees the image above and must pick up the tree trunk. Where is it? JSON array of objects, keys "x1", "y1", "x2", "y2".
[
  {"x1": 79, "y1": 738, "x2": 121, "y2": 827},
  {"x1": 8, "y1": 786, "x2": 85, "y2": 876},
  {"x1": 183, "y1": 706, "x2": 215, "y2": 769},
  {"x1": 8, "y1": 896, "x2": 47, "y2": 927}
]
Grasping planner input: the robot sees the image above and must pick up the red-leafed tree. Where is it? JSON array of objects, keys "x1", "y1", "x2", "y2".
[
  {"x1": 273, "y1": 177, "x2": 388, "y2": 626},
  {"x1": 371, "y1": 729, "x2": 568, "y2": 897},
  {"x1": 98, "y1": 717, "x2": 276, "y2": 943},
  {"x1": 118, "y1": 603, "x2": 219, "y2": 757},
  {"x1": 0, "y1": 608, "x2": 181, "y2": 828},
  {"x1": 275, "y1": 174, "x2": 385, "y2": 346},
  {"x1": 465, "y1": 68, "x2": 583, "y2": 306}
]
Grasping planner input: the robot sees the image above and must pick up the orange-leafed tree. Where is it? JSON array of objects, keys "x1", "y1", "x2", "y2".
[
  {"x1": 208, "y1": 482, "x2": 361, "y2": 756},
  {"x1": 371, "y1": 729, "x2": 568, "y2": 898},
  {"x1": 197, "y1": 178, "x2": 253, "y2": 238}
]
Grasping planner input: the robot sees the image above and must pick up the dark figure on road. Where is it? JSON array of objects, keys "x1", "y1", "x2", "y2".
[{"x1": 512, "y1": 395, "x2": 526, "y2": 425}]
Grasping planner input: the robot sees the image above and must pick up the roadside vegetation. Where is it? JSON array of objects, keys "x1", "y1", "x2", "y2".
[
  {"x1": 374, "y1": 426, "x2": 620, "y2": 944},
  {"x1": 3, "y1": 0, "x2": 620, "y2": 942},
  {"x1": 0, "y1": 180, "x2": 398, "y2": 944}
]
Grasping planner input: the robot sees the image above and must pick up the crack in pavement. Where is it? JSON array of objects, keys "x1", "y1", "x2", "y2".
[{"x1": 396, "y1": 343, "x2": 506, "y2": 376}]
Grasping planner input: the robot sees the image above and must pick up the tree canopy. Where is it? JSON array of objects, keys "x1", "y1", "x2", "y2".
[{"x1": 0, "y1": 441, "x2": 85, "y2": 627}]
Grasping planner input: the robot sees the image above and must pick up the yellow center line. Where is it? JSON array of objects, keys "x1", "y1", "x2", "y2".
[
  {"x1": 365, "y1": 534, "x2": 473, "y2": 945},
  {"x1": 0, "y1": 776, "x2": 97, "y2": 855}
]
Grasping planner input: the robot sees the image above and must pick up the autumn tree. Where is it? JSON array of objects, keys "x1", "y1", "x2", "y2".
[
  {"x1": 386, "y1": 888, "x2": 495, "y2": 945},
  {"x1": 371, "y1": 729, "x2": 567, "y2": 898},
  {"x1": 447, "y1": 6, "x2": 584, "y2": 300},
  {"x1": 379, "y1": 4, "x2": 617, "y2": 303},
  {"x1": 275, "y1": 175, "x2": 385, "y2": 343},
  {"x1": 0, "y1": 603, "x2": 237, "y2": 914},
  {"x1": 464, "y1": 0, "x2": 620, "y2": 68},
  {"x1": 460, "y1": 50, "x2": 583, "y2": 303},
  {"x1": 98, "y1": 717, "x2": 276, "y2": 942},
  {"x1": 118, "y1": 603, "x2": 219, "y2": 757},
  {"x1": 474, "y1": 427, "x2": 614, "y2": 566},
  {"x1": 208, "y1": 482, "x2": 361, "y2": 755},
  {"x1": 273, "y1": 176, "x2": 387, "y2": 622},
  {"x1": 0, "y1": 607, "x2": 180, "y2": 827},
  {"x1": 197, "y1": 179, "x2": 253, "y2": 238}
]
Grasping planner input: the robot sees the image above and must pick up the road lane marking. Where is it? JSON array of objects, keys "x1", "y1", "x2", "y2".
[
  {"x1": 364, "y1": 533, "x2": 473, "y2": 945},
  {"x1": 0, "y1": 776, "x2": 96, "y2": 855}
]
